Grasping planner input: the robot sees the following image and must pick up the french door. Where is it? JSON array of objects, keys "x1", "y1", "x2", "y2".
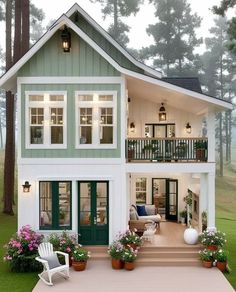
[
  {"x1": 166, "y1": 179, "x2": 178, "y2": 221},
  {"x1": 78, "y1": 181, "x2": 109, "y2": 245}
]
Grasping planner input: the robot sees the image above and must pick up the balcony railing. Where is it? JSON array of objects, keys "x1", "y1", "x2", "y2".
[{"x1": 126, "y1": 138, "x2": 208, "y2": 162}]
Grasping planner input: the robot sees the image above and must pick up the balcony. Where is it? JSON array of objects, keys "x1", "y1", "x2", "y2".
[{"x1": 126, "y1": 138, "x2": 208, "y2": 162}]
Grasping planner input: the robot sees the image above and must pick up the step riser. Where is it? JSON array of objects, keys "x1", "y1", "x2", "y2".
[
  {"x1": 138, "y1": 253, "x2": 199, "y2": 259},
  {"x1": 137, "y1": 262, "x2": 201, "y2": 267}
]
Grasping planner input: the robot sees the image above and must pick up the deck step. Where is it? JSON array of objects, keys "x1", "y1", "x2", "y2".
[{"x1": 136, "y1": 257, "x2": 201, "y2": 267}]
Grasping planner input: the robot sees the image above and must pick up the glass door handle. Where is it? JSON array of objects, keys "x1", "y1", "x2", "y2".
[{"x1": 94, "y1": 217, "x2": 97, "y2": 225}]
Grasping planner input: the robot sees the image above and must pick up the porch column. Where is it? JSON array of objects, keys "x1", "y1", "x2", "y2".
[
  {"x1": 207, "y1": 112, "x2": 215, "y2": 162},
  {"x1": 199, "y1": 173, "x2": 208, "y2": 232},
  {"x1": 207, "y1": 172, "x2": 215, "y2": 229}
]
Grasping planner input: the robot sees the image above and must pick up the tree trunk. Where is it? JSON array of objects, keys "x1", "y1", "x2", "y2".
[
  {"x1": 113, "y1": 0, "x2": 118, "y2": 40},
  {"x1": 13, "y1": 0, "x2": 21, "y2": 63},
  {"x1": 3, "y1": 0, "x2": 14, "y2": 215},
  {"x1": 21, "y1": 0, "x2": 29, "y2": 55}
]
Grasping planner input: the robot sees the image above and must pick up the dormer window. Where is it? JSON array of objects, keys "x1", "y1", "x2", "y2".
[{"x1": 25, "y1": 91, "x2": 67, "y2": 149}]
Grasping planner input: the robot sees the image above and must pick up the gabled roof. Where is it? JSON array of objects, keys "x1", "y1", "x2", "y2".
[{"x1": 162, "y1": 77, "x2": 202, "y2": 94}]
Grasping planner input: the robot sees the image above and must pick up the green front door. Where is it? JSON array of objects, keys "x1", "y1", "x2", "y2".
[
  {"x1": 78, "y1": 181, "x2": 109, "y2": 245},
  {"x1": 166, "y1": 179, "x2": 178, "y2": 221}
]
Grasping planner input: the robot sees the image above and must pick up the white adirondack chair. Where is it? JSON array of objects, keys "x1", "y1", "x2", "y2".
[{"x1": 35, "y1": 242, "x2": 70, "y2": 286}]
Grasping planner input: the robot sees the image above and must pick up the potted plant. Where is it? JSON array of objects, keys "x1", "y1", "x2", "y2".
[
  {"x1": 107, "y1": 241, "x2": 124, "y2": 269},
  {"x1": 119, "y1": 230, "x2": 142, "y2": 250},
  {"x1": 198, "y1": 229, "x2": 226, "y2": 250},
  {"x1": 142, "y1": 142, "x2": 158, "y2": 159},
  {"x1": 122, "y1": 248, "x2": 138, "y2": 270},
  {"x1": 199, "y1": 249, "x2": 214, "y2": 268},
  {"x1": 195, "y1": 140, "x2": 207, "y2": 161},
  {"x1": 215, "y1": 249, "x2": 229, "y2": 272},
  {"x1": 71, "y1": 245, "x2": 90, "y2": 271},
  {"x1": 179, "y1": 210, "x2": 187, "y2": 224},
  {"x1": 127, "y1": 140, "x2": 137, "y2": 161}
]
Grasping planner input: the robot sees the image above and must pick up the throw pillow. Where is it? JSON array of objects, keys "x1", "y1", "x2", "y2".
[
  {"x1": 136, "y1": 205, "x2": 147, "y2": 216},
  {"x1": 130, "y1": 208, "x2": 138, "y2": 220},
  {"x1": 41, "y1": 254, "x2": 61, "y2": 269}
]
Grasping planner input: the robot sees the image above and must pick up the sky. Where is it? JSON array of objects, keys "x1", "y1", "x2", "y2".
[{"x1": 31, "y1": 0, "x2": 224, "y2": 52}]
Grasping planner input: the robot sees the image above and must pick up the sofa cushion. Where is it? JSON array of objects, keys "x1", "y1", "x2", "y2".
[
  {"x1": 145, "y1": 205, "x2": 156, "y2": 215},
  {"x1": 138, "y1": 214, "x2": 161, "y2": 223},
  {"x1": 137, "y1": 205, "x2": 147, "y2": 216}
]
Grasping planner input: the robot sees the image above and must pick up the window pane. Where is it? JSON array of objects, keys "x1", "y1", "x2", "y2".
[
  {"x1": 31, "y1": 126, "x2": 43, "y2": 144},
  {"x1": 80, "y1": 183, "x2": 91, "y2": 225},
  {"x1": 100, "y1": 126, "x2": 113, "y2": 144},
  {"x1": 51, "y1": 126, "x2": 63, "y2": 144},
  {"x1": 80, "y1": 126, "x2": 92, "y2": 144},
  {"x1": 78, "y1": 95, "x2": 93, "y2": 101},
  {"x1": 96, "y1": 182, "x2": 107, "y2": 225},
  {"x1": 29, "y1": 95, "x2": 44, "y2": 101},
  {"x1": 30, "y1": 108, "x2": 44, "y2": 124},
  {"x1": 80, "y1": 108, "x2": 92, "y2": 124},
  {"x1": 40, "y1": 182, "x2": 52, "y2": 228},
  {"x1": 59, "y1": 182, "x2": 71, "y2": 227},
  {"x1": 136, "y1": 178, "x2": 147, "y2": 204},
  {"x1": 50, "y1": 95, "x2": 64, "y2": 101},
  {"x1": 99, "y1": 95, "x2": 113, "y2": 101},
  {"x1": 51, "y1": 108, "x2": 63, "y2": 125}
]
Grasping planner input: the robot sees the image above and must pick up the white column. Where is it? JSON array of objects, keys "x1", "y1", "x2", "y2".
[
  {"x1": 199, "y1": 173, "x2": 207, "y2": 232},
  {"x1": 207, "y1": 112, "x2": 215, "y2": 162},
  {"x1": 207, "y1": 172, "x2": 216, "y2": 229}
]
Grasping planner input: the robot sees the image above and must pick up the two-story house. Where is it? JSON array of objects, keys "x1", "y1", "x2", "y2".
[{"x1": 0, "y1": 3, "x2": 232, "y2": 246}]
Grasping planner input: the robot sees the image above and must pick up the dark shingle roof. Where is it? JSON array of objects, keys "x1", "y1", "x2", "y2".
[{"x1": 162, "y1": 77, "x2": 202, "y2": 94}]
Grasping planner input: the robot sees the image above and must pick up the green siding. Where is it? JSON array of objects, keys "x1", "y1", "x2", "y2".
[
  {"x1": 21, "y1": 84, "x2": 121, "y2": 158},
  {"x1": 70, "y1": 12, "x2": 144, "y2": 74},
  {"x1": 18, "y1": 31, "x2": 120, "y2": 77}
]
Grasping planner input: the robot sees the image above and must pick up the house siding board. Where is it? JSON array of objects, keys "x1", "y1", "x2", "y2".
[
  {"x1": 72, "y1": 13, "x2": 144, "y2": 74},
  {"x1": 21, "y1": 83, "x2": 121, "y2": 158},
  {"x1": 18, "y1": 31, "x2": 120, "y2": 77}
]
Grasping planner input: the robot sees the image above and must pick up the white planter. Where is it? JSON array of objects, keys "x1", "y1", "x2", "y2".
[{"x1": 184, "y1": 227, "x2": 198, "y2": 245}]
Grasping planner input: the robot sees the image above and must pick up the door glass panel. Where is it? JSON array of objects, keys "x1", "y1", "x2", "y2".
[
  {"x1": 80, "y1": 183, "x2": 91, "y2": 225},
  {"x1": 40, "y1": 182, "x2": 52, "y2": 227},
  {"x1": 96, "y1": 183, "x2": 107, "y2": 225},
  {"x1": 58, "y1": 182, "x2": 70, "y2": 227},
  {"x1": 169, "y1": 193, "x2": 177, "y2": 215},
  {"x1": 154, "y1": 125, "x2": 166, "y2": 138}
]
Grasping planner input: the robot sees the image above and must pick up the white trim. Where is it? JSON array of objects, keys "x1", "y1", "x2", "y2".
[
  {"x1": 17, "y1": 80, "x2": 22, "y2": 165},
  {"x1": 120, "y1": 75, "x2": 126, "y2": 164},
  {"x1": 18, "y1": 76, "x2": 123, "y2": 84},
  {"x1": 64, "y1": 4, "x2": 162, "y2": 78},
  {"x1": 18, "y1": 158, "x2": 122, "y2": 165},
  {"x1": 25, "y1": 91, "x2": 67, "y2": 149},
  {"x1": 75, "y1": 90, "x2": 117, "y2": 149}
]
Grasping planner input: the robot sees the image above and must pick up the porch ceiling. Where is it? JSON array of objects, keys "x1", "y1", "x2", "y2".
[{"x1": 126, "y1": 76, "x2": 227, "y2": 115}]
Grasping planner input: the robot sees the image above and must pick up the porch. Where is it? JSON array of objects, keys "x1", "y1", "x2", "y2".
[{"x1": 126, "y1": 137, "x2": 208, "y2": 162}]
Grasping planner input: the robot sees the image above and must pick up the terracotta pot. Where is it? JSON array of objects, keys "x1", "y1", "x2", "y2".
[
  {"x1": 207, "y1": 245, "x2": 218, "y2": 251},
  {"x1": 111, "y1": 259, "x2": 124, "y2": 269},
  {"x1": 124, "y1": 261, "x2": 135, "y2": 271},
  {"x1": 72, "y1": 260, "x2": 87, "y2": 271},
  {"x1": 216, "y1": 261, "x2": 227, "y2": 272},
  {"x1": 202, "y1": 261, "x2": 213, "y2": 268}
]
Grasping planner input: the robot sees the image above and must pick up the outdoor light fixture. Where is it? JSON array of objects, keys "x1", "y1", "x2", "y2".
[
  {"x1": 22, "y1": 181, "x2": 31, "y2": 193},
  {"x1": 159, "y1": 103, "x2": 166, "y2": 121},
  {"x1": 186, "y1": 122, "x2": 192, "y2": 134},
  {"x1": 130, "y1": 122, "x2": 135, "y2": 133},
  {"x1": 61, "y1": 26, "x2": 71, "y2": 53}
]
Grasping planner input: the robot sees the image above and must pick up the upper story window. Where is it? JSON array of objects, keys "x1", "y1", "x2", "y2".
[
  {"x1": 75, "y1": 91, "x2": 117, "y2": 149},
  {"x1": 26, "y1": 92, "x2": 67, "y2": 149}
]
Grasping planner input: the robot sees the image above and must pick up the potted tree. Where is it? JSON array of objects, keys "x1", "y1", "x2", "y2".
[{"x1": 179, "y1": 210, "x2": 187, "y2": 225}]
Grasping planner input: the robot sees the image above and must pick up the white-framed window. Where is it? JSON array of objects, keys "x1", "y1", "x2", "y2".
[
  {"x1": 75, "y1": 91, "x2": 117, "y2": 149},
  {"x1": 135, "y1": 178, "x2": 147, "y2": 204},
  {"x1": 25, "y1": 91, "x2": 67, "y2": 149}
]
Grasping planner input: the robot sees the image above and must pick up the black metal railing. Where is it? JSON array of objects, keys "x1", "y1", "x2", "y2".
[{"x1": 126, "y1": 137, "x2": 208, "y2": 162}]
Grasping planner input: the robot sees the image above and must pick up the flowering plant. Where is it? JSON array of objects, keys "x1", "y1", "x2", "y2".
[
  {"x1": 72, "y1": 245, "x2": 90, "y2": 262},
  {"x1": 48, "y1": 231, "x2": 77, "y2": 254},
  {"x1": 3, "y1": 225, "x2": 44, "y2": 272},
  {"x1": 119, "y1": 230, "x2": 142, "y2": 246},
  {"x1": 199, "y1": 249, "x2": 214, "y2": 261},
  {"x1": 199, "y1": 229, "x2": 226, "y2": 247},
  {"x1": 108, "y1": 241, "x2": 124, "y2": 259},
  {"x1": 122, "y1": 248, "x2": 138, "y2": 262},
  {"x1": 214, "y1": 249, "x2": 229, "y2": 262}
]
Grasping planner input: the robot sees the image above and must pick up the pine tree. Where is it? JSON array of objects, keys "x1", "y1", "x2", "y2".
[
  {"x1": 142, "y1": 0, "x2": 202, "y2": 76},
  {"x1": 90, "y1": 0, "x2": 143, "y2": 47}
]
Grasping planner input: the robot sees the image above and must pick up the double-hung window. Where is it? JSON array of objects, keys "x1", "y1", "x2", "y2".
[
  {"x1": 26, "y1": 92, "x2": 67, "y2": 149},
  {"x1": 76, "y1": 91, "x2": 117, "y2": 148}
]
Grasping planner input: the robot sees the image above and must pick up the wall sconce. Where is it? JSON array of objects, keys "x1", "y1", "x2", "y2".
[
  {"x1": 22, "y1": 181, "x2": 31, "y2": 193},
  {"x1": 159, "y1": 103, "x2": 166, "y2": 121},
  {"x1": 185, "y1": 122, "x2": 192, "y2": 134},
  {"x1": 61, "y1": 26, "x2": 71, "y2": 53},
  {"x1": 130, "y1": 122, "x2": 135, "y2": 133}
]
